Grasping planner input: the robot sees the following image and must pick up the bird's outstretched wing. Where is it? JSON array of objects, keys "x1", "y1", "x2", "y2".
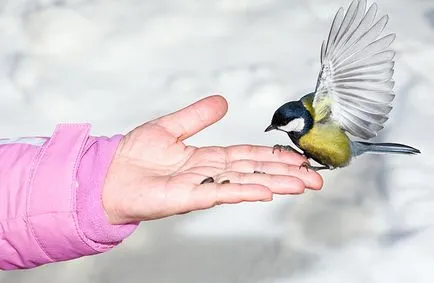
[{"x1": 312, "y1": 0, "x2": 396, "y2": 139}]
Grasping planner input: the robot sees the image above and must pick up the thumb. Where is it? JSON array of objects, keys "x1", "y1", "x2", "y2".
[{"x1": 151, "y1": 95, "x2": 228, "y2": 141}]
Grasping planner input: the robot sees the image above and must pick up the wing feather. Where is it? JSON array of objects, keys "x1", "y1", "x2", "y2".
[
  {"x1": 328, "y1": 0, "x2": 359, "y2": 55},
  {"x1": 339, "y1": 96, "x2": 392, "y2": 114},
  {"x1": 338, "y1": 33, "x2": 396, "y2": 68},
  {"x1": 332, "y1": 0, "x2": 367, "y2": 54},
  {"x1": 336, "y1": 49, "x2": 395, "y2": 73},
  {"x1": 313, "y1": 0, "x2": 395, "y2": 139},
  {"x1": 332, "y1": 3, "x2": 378, "y2": 61},
  {"x1": 325, "y1": 7, "x2": 345, "y2": 57},
  {"x1": 335, "y1": 61, "x2": 395, "y2": 79}
]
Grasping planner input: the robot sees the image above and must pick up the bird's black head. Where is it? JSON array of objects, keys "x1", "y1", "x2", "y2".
[{"x1": 265, "y1": 101, "x2": 313, "y2": 139}]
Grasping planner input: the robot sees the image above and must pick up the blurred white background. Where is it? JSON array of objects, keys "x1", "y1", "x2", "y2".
[{"x1": 0, "y1": 0, "x2": 433, "y2": 282}]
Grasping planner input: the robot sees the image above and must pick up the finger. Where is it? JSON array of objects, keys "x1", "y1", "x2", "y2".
[
  {"x1": 213, "y1": 171, "x2": 306, "y2": 195},
  {"x1": 229, "y1": 160, "x2": 323, "y2": 190},
  {"x1": 226, "y1": 145, "x2": 308, "y2": 166},
  {"x1": 192, "y1": 183, "x2": 273, "y2": 209},
  {"x1": 181, "y1": 163, "x2": 322, "y2": 190},
  {"x1": 152, "y1": 95, "x2": 228, "y2": 141}
]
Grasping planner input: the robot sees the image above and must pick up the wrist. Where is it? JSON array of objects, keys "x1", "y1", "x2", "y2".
[
  {"x1": 76, "y1": 134, "x2": 138, "y2": 244},
  {"x1": 100, "y1": 137, "x2": 133, "y2": 225}
]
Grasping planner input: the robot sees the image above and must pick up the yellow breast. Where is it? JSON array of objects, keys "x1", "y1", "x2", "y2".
[{"x1": 298, "y1": 122, "x2": 352, "y2": 168}]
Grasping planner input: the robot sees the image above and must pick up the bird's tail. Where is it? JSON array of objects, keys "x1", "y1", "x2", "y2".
[{"x1": 351, "y1": 141, "x2": 421, "y2": 157}]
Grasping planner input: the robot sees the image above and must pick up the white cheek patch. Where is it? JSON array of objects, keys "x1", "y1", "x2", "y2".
[{"x1": 278, "y1": 118, "x2": 305, "y2": 133}]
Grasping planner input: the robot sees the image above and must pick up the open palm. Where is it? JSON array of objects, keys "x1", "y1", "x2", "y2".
[{"x1": 103, "y1": 95, "x2": 323, "y2": 225}]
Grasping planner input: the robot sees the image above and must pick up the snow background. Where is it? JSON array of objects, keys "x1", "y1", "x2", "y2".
[{"x1": 1, "y1": 0, "x2": 433, "y2": 282}]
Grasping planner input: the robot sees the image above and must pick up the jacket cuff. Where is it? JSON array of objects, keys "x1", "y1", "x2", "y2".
[
  {"x1": 28, "y1": 124, "x2": 137, "y2": 264},
  {"x1": 76, "y1": 133, "x2": 138, "y2": 244}
]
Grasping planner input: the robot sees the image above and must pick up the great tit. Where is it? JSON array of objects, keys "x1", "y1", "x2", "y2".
[{"x1": 265, "y1": 0, "x2": 420, "y2": 171}]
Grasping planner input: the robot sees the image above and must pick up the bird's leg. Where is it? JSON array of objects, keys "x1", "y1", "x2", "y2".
[
  {"x1": 299, "y1": 162, "x2": 330, "y2": 172},
  {"x1": 272, "y1": 144, "x2": 301, "y2": 154}
]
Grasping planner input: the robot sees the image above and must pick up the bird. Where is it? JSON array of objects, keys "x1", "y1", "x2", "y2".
[{"x1": 264, "y1": 0, "x2": 420, "y2": 171}]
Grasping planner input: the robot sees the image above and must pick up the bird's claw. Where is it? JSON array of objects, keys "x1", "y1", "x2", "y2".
[
  {"x1": 299, "y1": 162, "x2": 330, "y2": 172},
  {"x1": 299, "y1": 162, "x2": 312, "y2": 172},
  {"x1": 272, "y1": 144, "x2": 298, "y2": 154},
  {"x1": 176, "y1": 134, "x2": 184, "y2": 143}
]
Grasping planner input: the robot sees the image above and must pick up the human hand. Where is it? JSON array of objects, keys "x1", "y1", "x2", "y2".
[{"x1": 102, "y1": 95, "x2": 323, "y2": 224}]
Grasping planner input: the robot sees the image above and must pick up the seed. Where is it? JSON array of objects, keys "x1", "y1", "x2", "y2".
[{"x1": 200, "y1": 177, "x2": 215, "y2": 184}]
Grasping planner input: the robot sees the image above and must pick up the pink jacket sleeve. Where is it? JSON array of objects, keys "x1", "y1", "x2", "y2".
[{"x1": 0, "y1": 123, "x2": 138, "y2": 270}]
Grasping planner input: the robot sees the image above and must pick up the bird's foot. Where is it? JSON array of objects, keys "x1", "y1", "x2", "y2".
[
  {"x1": 272, "y1": 144, "x2": 300, "y2": 154},
  {"x1": 299, "y1": 162, "x2": 330, "y2": 172}
]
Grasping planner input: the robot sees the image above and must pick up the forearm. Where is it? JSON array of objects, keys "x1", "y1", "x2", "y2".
[{"x1": 0, "y1": 124, "x2": 138, "y2": 270}]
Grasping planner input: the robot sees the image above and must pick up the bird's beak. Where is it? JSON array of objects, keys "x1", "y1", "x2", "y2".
[{"x1": 265, "y1": 124, "x2": 276, "y2": 132}]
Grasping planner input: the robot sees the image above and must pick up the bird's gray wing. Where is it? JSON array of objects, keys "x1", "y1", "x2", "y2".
[{"x1": 312, "y1": 0, "x2": 396, "y2": 139}]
